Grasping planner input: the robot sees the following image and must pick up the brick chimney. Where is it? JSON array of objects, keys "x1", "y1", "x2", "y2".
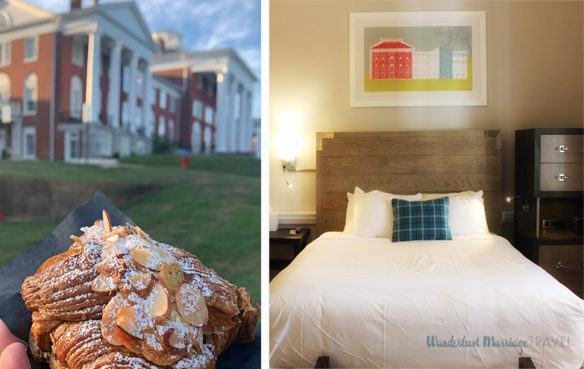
[{"x1": 70, "y1": 0, "x2": 81, "y2": 10}]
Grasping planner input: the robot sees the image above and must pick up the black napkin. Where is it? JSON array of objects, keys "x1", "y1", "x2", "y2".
[{"x1": 0, "y1": 192, "x2": 260, "y2": 368}]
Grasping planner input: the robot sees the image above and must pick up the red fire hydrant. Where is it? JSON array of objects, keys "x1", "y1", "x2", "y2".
[{"x1": 180, "y1": 149, "x2": 189, "y2": 170}]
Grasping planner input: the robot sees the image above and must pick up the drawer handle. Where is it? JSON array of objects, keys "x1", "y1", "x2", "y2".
[
  {"x1": 555, "y1": 145, "x2": 569, "y2": 153},
  {"x1": 555, "y1": 173, "x2": 568, "y2": 182},
  {"x1": 555, "y1": 261, "x2": 565, "y2": 270}
]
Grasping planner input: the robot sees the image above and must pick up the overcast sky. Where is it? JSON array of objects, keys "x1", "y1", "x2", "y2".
[{"x1": 26, "y1": 0, "x2": 261, "y2": 117}]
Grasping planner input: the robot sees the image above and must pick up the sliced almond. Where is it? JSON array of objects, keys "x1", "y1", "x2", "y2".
[
  {"x1": 116, "y1": 325, "x2": 143, "y2": 353},
  {"x1": 162, "y1": 328, "x2": 188, "y2": 355},
  {"x1": 102, "y1": 210, "x2": 112, "y2": 233},
  {"x1": 130, "y1": 248, "x2": 163, "y2": 271},
  {"x1": 116, "y1": 306, "x2": 144, "y2": 340},
  {"x1": 101, "y1": 295, "x2": 124, "y2": 346},
  {"x1": 175, "y1": 282, "x2": 208, "y2": 326},
  {"x1": 149, "y1": 282, "x2": 171, "y2": 320},
  {"x1": 157, "y1": 263, "x2": 184, "y2": 294},
  {"x1": 92, "y1": 274, "x2": 117, "y2": 293},
  {"x1": 126, "y1": 273, "x2": 155, "y2": 298}
]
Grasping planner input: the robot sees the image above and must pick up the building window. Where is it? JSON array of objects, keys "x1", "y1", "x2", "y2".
[
  {"x1": 168, "y1": 119, "x2": 174, "y2": 141},
  {"x1": 0, "y1": 12, "x2": 12, "y2": 29},
  {"x1": 121, "y1": 101, "x2": 129, "y2": 129},
  {"x1": 136, "y1": 72, "x2": 143, "y2": 99},
  {"x1": 0, "y1": 41, "x2": 10, "y2": 66},
  {"x1": 72, "y1": 38, "x2": 83, "y2": 66},
  {"x1": 23, "y1": 73, "x2": 37, "y2": 115},
  {"x1": 135, "y1": 108, "x2": 141, "y2": 130},
  {"x1": 207, "y1": 82, "x2": 214, "y2": 98},
  {"x1": 204, "y1": 106, "x2": 214, "y2": 125},
  {"x1": 158, "y1": 115, "x2": 165, "y2": 137},
  {"x1": 70, "y1": 75, "x2": 82, "y2": 119},
  {"x1": 169, "y1": 97, "x2": 175, "y2": 113},
  {"x1": 196, "y1": 75, "x2": 203, "y2": 90},
  {"x1": 192, "y1": 99, "x2": 203, "y2": 119},
  {"x1": 24, "y1": 37, "x2": 38, "y2": 62},
  {"x1": 122, "y1": 66, "x2": 129, "y2": 92},
  {"x1": 159, "y1": 90, "x2": 166, "y2": 109},
  {"x1": 23, "y1": 126, "x2": 36, "y2": 159},
  {"x1": 0, "y1": 73, "x2": 10, "y2": 105}
]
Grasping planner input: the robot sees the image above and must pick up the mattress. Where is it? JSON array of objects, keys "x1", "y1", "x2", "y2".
[{"x1": 270, "y1": 232, "x2": 584, "y2": 369}]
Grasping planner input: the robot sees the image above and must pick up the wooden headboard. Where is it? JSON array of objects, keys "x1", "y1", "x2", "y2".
[{"x1": 316, "y1": 130, "x2": 502, "y2": 237}]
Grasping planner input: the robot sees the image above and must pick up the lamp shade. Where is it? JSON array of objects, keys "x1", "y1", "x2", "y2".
[{"x1": 275, "y1": 133, "x2": 301, "y2": 161}]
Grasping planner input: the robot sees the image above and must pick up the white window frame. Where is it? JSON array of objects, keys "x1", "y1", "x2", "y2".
[
  {"x1": 158, "y1": 115, "x2": 165, "y2": 137},
  {"x1": 0, "y1": 73, "x2": 10, "y2": 104},
  {"x1": 72, "y1": 38, "x2": 83, "y2": 66},
  {"x1": 70, "y1": 75, "x2": 82, "y2": 119},
  {"x1": 192, "y1": 99, "x2": 203, "y2": 119},
  {"x1": 159, "y1": 90, "x2": 166, "y2": 109},
  {"x1": 22, "y1": 126, "x2": 36, "y2": 159},
  {"x1": 0, "y1": 41, "x2": 10, "y2": 67},
  {"x1": 23, "y1": 73, "x2": 37, "y2": 116},
  {"x1": 24, "y1": 36, "x2": 38, "y2": 62},
  {"x1": 204, "y1": 106, "x2": 214, "y2": 125}
]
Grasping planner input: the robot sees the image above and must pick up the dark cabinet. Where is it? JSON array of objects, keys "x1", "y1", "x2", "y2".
[{"x1": 514, "y1": 128, "x2": 583, "y2": 297}]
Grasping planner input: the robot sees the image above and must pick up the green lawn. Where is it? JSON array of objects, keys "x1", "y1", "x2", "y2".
[{"x1": 0, "y1": 155, "x2": 261, "y2": 304}]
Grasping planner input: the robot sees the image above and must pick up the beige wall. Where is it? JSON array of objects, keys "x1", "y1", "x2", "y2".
[{"x1": 269, "y1": 0, "x2": 583, "y2": 220}]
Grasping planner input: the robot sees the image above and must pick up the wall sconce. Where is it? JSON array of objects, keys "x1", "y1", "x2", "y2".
[
  {"x1": 506, "y1": 195, "x2": 530, "y2": 213},
  {"x1": 276, "y1": 133, "x2": 301, "y2": 188}
]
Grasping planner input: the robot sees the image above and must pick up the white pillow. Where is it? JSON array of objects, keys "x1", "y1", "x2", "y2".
[
  {"x1": 343, "y1": 192, "x2": 354, "y2": 234},
  {"x1": 422, "y1": 190, "x2": 489, "y2": 236},
  {"x1": 353, "y1": 188, "x2": 421, "y2": 238},
  {"x1": 342, "y1": 187, "x2": 364, "y2": 235},
  {"x1": 448, "y1": 191, "x2": 489, "y2": 236}
]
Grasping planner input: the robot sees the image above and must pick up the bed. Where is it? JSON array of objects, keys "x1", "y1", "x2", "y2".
[{"x1": 269, "y1": 131, "x2": 584, "y2": 369}]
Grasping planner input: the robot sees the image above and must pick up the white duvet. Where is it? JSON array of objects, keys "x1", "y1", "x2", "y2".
[{"x1": 270, "y1": 233, "x2": 584, "y2": 369}]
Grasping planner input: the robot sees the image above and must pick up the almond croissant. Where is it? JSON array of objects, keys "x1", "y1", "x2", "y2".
[{"x1": 21, "y1": 211, "x2": 259, "y2": 369}]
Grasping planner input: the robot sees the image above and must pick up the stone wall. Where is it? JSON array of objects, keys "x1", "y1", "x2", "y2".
[{"x1": 0, "y1": 178, "x2": 160, "y2": 220}]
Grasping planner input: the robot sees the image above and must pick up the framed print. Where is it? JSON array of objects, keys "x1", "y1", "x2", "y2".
[{"x1": 349, "y1": 11, "x2": 487, "y2": 107}]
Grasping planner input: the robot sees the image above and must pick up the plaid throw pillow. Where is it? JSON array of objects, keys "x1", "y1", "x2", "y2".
[{"x1": 391, "y1": 197, "x2": 452, "y2": 242}]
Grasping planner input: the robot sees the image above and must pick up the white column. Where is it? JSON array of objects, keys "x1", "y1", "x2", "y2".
[
  {"x1": 214, "y1": 72, "x2": 229, "y2": 153},
  {"x1": 242, "y1": 89, "x2": 253, "y2": 152},
  {"x1": 227, "y1": 76, "x2": 236, "y2": 152},
  {"x1": 107, "y1": 40, "x2": 122, "y2": 127},
  {"x1": 127, "y1": 52, "x2": 138, "y2": 132},
  {"x1": 85, "y1": 29, "x2": 102, "y2": 123},
  {"x1": 238, "y1": 87, "x2": 248, "y2": 152},
  {"x1": 141, "y1": 67, "x2": 151, "y2": 136}
]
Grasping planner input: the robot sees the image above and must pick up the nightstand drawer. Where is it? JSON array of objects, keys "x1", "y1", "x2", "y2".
[
  {"x1": 539, "y1": 245, "x2": 584, "y2": 285},
  {"x1": 540, "y1": 134, "x2": 583, "y2": 163},
  {"x1": 540, "y1": 163, "x2": 583, "y2": 191}
]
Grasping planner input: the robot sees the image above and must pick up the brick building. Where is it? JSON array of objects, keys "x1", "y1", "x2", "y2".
[
  {"x1": 0, "y1": 0, "x2": 257, "y2": 161},
  {"x1": 369, "y1": 38, "x2": 414, "y2": 80}
]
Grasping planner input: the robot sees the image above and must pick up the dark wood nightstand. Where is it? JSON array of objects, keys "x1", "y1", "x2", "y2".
[
  {"x1": 514, "y1": 128, "x2": 583, "y2": 298},
  {"x1": 269, "y1": 228, "x2": 311, "y2": 270}
]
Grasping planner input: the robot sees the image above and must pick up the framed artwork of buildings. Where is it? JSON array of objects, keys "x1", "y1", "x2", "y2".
[{"x1": 349, "y1": 11, "x2": 487, "y2": 107}]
